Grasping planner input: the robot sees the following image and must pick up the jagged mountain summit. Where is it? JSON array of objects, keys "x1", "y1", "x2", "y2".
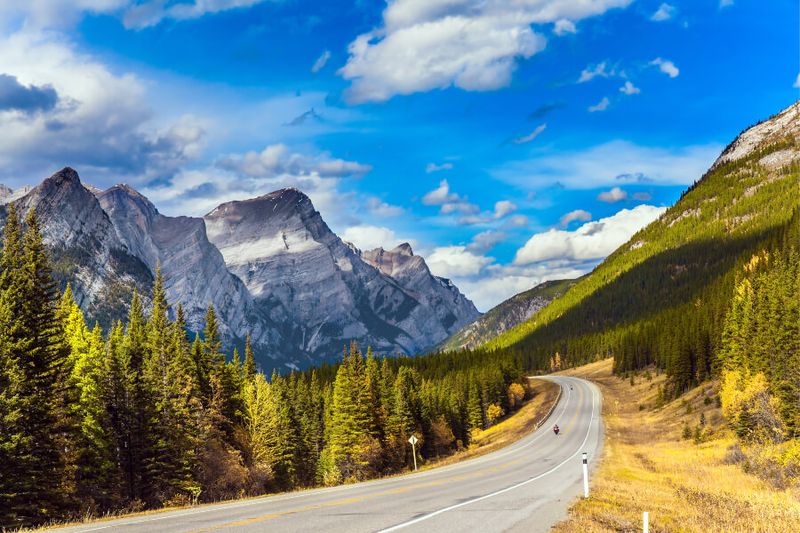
[
  {"x1": 0, "y1": 170, "x2": 479, "y2": 369},
  {"x1": 204, "y1": 189, "x2": 480, "y2": 365}
]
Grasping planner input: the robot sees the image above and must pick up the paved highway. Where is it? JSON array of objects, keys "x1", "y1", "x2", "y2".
[{"x1": 53, "y1": 376, "x2": 603, "y2": 533}]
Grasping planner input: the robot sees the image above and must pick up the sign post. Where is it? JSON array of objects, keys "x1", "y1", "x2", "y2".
[
  {"x1": 582, "y1": 452, "x2": 589, "y2": 498},
  {"x1": 408, "y1": 435, "x2": 419, "y2": 471}
]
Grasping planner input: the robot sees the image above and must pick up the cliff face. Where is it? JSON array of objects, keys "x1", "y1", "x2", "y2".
[
  {"x1": 0, "y1": 171, "x2": 480, "y2": 369},
  {"x1": 204, "y1": 189, "x2": 480, "y2": 364}
]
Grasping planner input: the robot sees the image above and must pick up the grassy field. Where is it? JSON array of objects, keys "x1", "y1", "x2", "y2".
[{"x1": 554, "y1": 359, "x2": 800, "y2": 533}]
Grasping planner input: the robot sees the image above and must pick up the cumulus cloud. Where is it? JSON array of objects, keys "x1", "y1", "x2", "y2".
[
  {"x1": 0, "y1": 30, "x2": 206, "y2": 185},
  {"x1": 467, "y1": 230, "x2": 505, "y2": 253},
  {"x1": 493, "y1": 140, "x2": 722, "y2": 189},
  {"x1": 493, "y1": 200, "x2": 517, "y2": 218},
  {"x1": 422, "y1": 179, "x2": 460, "y2": 205},
  {"x1": 426, "y1": 245, "x2": 494, "y2": 278},
  {"x1": 553, "y1": 19, "x2": 577, "y2": 35},
  {"x1": 514, "y1": 204, "x2": 666, "y2": 265},
  {"x1": 650, "y1": 57, "x2": 679, "y2": 78},
  {"x1": 123, "y1": 0, "x2": 269, "y2": 29},
  {"x1": 217, "y1": 143, "x2": 372, "y2": 178},
  {"x1": 619, "y1": 80, "x2": 640, "y2": 95},
  {"x1": 366, "y1": 197, "x2": 404, "y2": 217},
  {"x1": 311, "y1": 50, "x2": 331, "y2": 73},
  {"x1": 512, "y1": 123, "x2": 547, "y2": 144},
  {"x1": 339, "y1": 0, "x2": 632, "y2": 103},
  {"x1": 341, "y1": 225, "x2": 415, "y2": 251},
  {"x1": 598, "y1": 186, "x2": 627, "y2": 202},
  {"x1": 559, "y1": 209, "x2": 592, "y2": 227},
  {"x1": 426, "y1": 162, "x2": 453, "y2": 173},
  {"x1": 588, "y1": 96, "x2": 610, "y2": 112},
  {"x1": 651, "y1": 3, "x2": 675, "y2": 21},
  {"x1": 0, "y1": 74, "x2": 58, "y2": 113}
]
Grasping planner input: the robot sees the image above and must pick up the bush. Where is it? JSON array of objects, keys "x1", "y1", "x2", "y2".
[
  {"x1": 486, "y1": 403, "x2": 505, "y2": 426},
  {"x1": 720, "y1": 370, "x2": 786, "y2": 443}
]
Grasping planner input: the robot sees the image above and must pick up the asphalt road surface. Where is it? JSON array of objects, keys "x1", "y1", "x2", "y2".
[{"x1": 53, "y1": 376, "x2": 603, "y2": 533}]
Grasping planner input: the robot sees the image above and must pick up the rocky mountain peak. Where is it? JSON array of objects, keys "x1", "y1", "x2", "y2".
[
  {"x1": 100, "y1": 183, "x2": 159, "y2": 222},
  {"x1": 393, "y1": 242, "x2": 414, "y2": 256}
]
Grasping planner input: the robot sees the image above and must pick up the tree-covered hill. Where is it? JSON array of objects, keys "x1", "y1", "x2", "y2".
[
  {"x1": 439, "y1": 278, "x2": 578, "y2": 352},
  {"x1": 485, "y1": 101, "x2": 799, "y2": 395}
]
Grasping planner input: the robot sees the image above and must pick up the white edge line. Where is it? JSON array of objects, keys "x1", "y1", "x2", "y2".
[{"x1": 377, "y1": 381, "x2": 598, "y2": 533}]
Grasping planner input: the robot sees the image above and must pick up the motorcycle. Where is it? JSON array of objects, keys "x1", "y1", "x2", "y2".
[{"x1": 553, "y1": 425, "x2": 560, "y2": 436}]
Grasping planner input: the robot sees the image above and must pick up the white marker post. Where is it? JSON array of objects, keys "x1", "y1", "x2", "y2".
[
  {"x1": 582, "y1": 452, "x2": 589, "y2": 498},
  {"x1": 408, "y1": 435, "x2": 419, "y2": 471},
  {"x1": 643, "y1": 512, "x2": 649, "y2": 533}
]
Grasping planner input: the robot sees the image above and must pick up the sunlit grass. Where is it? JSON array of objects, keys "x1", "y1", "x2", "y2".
[{"x1": 554, "y1": 359, "x2": 800, "y2": 532}]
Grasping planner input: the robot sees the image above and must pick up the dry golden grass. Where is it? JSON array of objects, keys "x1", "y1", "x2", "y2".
[
  {"x1": 423, "y1": 378, "x2": 560, "y2": 469},
  {"x1": 554, "y1": 359, "x2": 800, "y2": 533}
]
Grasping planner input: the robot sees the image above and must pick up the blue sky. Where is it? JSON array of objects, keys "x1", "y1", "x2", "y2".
[{"x1": 0, "y1": 0, "x2": 796, "y2": 310}]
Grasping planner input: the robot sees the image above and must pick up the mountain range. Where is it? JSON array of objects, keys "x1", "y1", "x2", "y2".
[{"x1": 0, "y1": 170, "x2": 479, "y2": 370}]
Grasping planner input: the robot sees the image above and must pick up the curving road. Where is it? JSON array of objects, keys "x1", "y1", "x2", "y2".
[{"x1": 53, "y1": 376, "x2": 603, "y2": 533}]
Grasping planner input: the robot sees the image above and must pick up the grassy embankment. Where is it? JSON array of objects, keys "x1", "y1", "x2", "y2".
[{"x1": 554, "y1": 359, "x2": 800, "y2": 532}]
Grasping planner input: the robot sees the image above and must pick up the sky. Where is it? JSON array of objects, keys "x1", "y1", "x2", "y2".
[{"x1": 0, "y1": 0, "x2": 796, "y2": 311}]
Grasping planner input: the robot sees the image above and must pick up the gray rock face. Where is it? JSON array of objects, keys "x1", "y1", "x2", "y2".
[
  {"x1": 439, "y1": 278, "x2": 578, "y2": 352},
  {"x1": 7, "y1": 168, "x2": 152, "y2": 327},
  {"x1": 360, "y1": 243, "x2": 479, "y2": 334},
  {"x1": 204, "y1": 189, "x2": 480, "y2": 364},
  {"x1": 0, "y1": 169, "x2": 480, "y2": 370},
  {"x1": 97, "y1": 185, "x2": 281, "y2": 354}
]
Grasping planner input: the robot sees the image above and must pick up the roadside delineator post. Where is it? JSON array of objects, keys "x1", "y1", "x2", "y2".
[
  {"x1": 408, "y1": 435, "x2": 419, "y2": 471},
  {"x1": 643, "y1": 511, "x2": 649, "y2": 533},
  {"x1": 582, "y1": 452, "x2": 589, "y2": 498}
]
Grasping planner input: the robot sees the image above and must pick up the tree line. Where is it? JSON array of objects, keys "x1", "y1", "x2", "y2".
[{"x1": 0, "y1": 202, "x2": 528, "y2": 528}]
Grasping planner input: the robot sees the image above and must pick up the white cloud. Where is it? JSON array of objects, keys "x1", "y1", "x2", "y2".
[
  {"x1": 426, "y1": 162, "x2": 454, "y2": 173},
  {"x1": 514, "y1": 204, "x2": 666, "y2": 265},
  {"x1": 493, "y1": 200, "x2": 517, "y2": 219},
  {"x1": 217, "y1": 143, "x2": 372, "y2": 178},
  {"x1": 366, "y1": 197, "x2": 404, "y2": 217},
  {"x1": 619, "y1": 80, "x2": 640, "y2": 95},
  {"x1": 426, "y1": 245, "x2": 493, "y2": 278},
  {"x1": 578, "y1": 62, "x2": 610, "y2": 83},
  {"x1": 422, "y1": 179, "x2": 460, "y2": 205},
  {"x1": 588, "y1": 96, "x2": 610, "y2": 112},
  {"x1": 467, "y1": 230, "x2": 505, "y2": 253},
  {"x1": 123, "y1": 0, "x2": 269, "y2": 29},
  {"x1": 632, "y1": 191, "x2": 652, "y2": 201},
  {"x1": 341, "y1": 225, "x2": 415, "y2": 251},
  {"x1": 598, "y1": 186, "x2": 627, "y2": 202},
  {"x1": 0, "y1": 30, "x2": 206, "y2": 185},
  {"x1": 553, "y1": 19, "x2": 577, "y2": 36},
  {"x1": 339, "y1": 0, "x2": 633, "y2": 103},
  {"x1": 794, "y1": 73, "x2": 800, "y2": 89},
  {"x1": 650, "y1": 3, "x2": 675, "y2": 21},
  {"x1": 719, "y1": 0, "x2": 734, "y2": 7},
  {"x1": 512, "y1": 123, "x2": 547, "y2": 144},
  {"x1": 0, "y1": 1, "x2": 128, "y2": 29},
  {"x1": 493, "y1": 140, "x2": 722, "y2": 189},
  {"x1": 650, "y1": 57, "x2": 679, "y2": 78},
  {"x1": 559, "y1": 209, "x2": 592, "y2": 227},
  {"x1": 311, "y1": 50, "x2": 331, "y2": 73}
]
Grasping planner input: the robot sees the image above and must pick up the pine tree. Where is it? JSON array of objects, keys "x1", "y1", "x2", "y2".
[{"x1": 244, "y1": 334, "x2": 256, "y2": 382}]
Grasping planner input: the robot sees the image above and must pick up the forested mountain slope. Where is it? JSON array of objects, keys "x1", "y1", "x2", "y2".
[
  {"x1": 440, "y1": 278, "x2": 577, "y2": 351},
  {"x1": 487, "y1": 101, "x2": 799, "y2": 393}
]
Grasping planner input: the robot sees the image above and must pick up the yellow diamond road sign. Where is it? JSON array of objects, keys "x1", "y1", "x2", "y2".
[{"x1": 408, "y1": 435, "x2": 418, "y2": 445}]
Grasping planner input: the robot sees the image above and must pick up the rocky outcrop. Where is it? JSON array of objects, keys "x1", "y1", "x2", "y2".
[
  {"x1": 97, "y1": 184, "x2": 281, "y2": 354},
  {"x1": 204, "y1": 189, "x2": 480, "y2": 364},
  {"x1": 5, "y1": 168, "x2": 152, "y2": 327},
  {"x1": 439, "y1": 279, "x2": 577, "y2": 351}
]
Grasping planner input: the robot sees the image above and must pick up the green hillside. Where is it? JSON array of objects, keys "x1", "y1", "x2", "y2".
[
  {"x1": 439, "y1": 278, "x2": 577, "y2": 352},
  {"x1": 487, "y1": 102, "x2": 799, "y2": 393}
]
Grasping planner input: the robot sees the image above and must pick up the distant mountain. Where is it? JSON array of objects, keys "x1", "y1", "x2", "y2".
[
  {"x1": 439, "y1": 278, "x2": 577, "y2": 352},
  {"x1": 0, "y1": 171, "x2": 479, "y2": 370},
  {"x1": 487, "y1": 100, "x2": 800, "y2": 385},
  {"x1": 204, "y1": 189, "x2": 479, "y2": 366}
]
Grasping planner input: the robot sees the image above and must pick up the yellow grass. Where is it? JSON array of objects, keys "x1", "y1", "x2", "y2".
[
  {"x1": 553, "y1": 359, "x2": 800, "y2": 533},
  {"x1": 421, "y1": 378, "x2": 560, "y2": 469}
]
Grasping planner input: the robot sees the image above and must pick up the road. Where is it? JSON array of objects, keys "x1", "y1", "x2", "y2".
[{"x1": 53, "y1": 376, "x2": 603, "y2": 533}]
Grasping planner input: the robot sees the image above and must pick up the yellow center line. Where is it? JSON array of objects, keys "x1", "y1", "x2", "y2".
[
  {"x1": 562, "y1": 384, "x2": 584, "y2": 435},
  {"x1": 185, "y1": 455, "x2": 529, "y2": 532}
]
